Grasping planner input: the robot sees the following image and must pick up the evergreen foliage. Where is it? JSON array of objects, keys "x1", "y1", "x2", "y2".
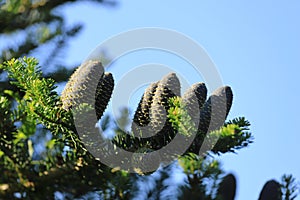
[
  {"x1": 0, "y1": 0, "x2": 116, "y2": 94},
  {"x1": 0, "y1": 4, "x2": 299, "y2": 198},
  {"x1": 1, "y1": 57, "x2": 298, "y2": 199}
]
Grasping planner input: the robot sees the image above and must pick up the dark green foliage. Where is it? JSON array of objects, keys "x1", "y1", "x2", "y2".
[
  {"x1": 211, "y1": 118, "x2": 253, "y2": 154},
  {"x1": 281, "y1": 174, "x2": 299, "y2": 200},
  {"x1": 0, "y1": 95, "x2": 15, "y2": 138},
  {"x1": 0, "y1": 0, "x2": 117, "y2": 97},
  {"x1": 0, "y1": 0, "x2": 116, "y2": 64},
  {"x1": 0, "y1": 57, "x2": 298, "y2": 199},
  {"x1": 178, "y1": 154, "x2": 223, "y2": 200},
  {"x1": 0, "y1": 57, "x2": 126, "y2": 199}
]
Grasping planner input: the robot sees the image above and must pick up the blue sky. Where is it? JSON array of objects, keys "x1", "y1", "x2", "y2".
[{"x1": 56, "y1": 1, "x2": 300, "y2": 199}]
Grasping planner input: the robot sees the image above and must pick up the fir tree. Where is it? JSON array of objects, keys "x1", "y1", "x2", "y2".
[
  {"x1": 0, "y1": 2, "x2": 299, "y2": 199},
  {"x1": 0, "y1": 57, "x2": 298, "y2": 199}
]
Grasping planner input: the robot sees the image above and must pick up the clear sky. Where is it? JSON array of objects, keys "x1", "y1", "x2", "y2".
[{"x1": 56, "y1": 0, "x2": 300, "y2": 199}]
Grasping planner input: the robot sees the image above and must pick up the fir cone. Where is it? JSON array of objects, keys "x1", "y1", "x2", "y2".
[
  {"x1": 95, "y1": 72, "x2": 114, "y2": 120},
  {"x1": 217, "y1": 173, "x2": 237, "y2": 200},
  {"x1": 258, "y1": 180, "x2": 282, "y2": 200},
  {"x1": 149, "y1": 73, "x2": 181, "y2": 147},
  {"x1": 61, "y1": 61, "x2": 115, "y2": 159},
  {"x1": 188, "y1": 86, "x2": 233, "y2": 155},
  {"x1": 131, "y1": 82, "x2": 158, "y2": 137},
  {"x1": 134, "y1": 82, "x2": 158, "y2": 126},
  {"x1": 61, "y1": 60, "x2": 104, "y2": 111},
  {"x1": 198, "y1": 86, "x2": 233, "y2": 134},
  {"x1": 150, "y1": 73, "x2": 181, "y2": 132},
  {"x1": 130, "y1": 73, "x2": 181, "y2": 149},
  {"x1": 182, "y1": 82, "x2": 207, "y2": 127}
]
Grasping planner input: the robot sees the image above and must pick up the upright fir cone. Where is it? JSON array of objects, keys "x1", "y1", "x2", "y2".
[
  {"x1": 61, "y1": 60, "x2": 104, "y2": 110},
  {"x1": 217, "y1": 173, "x2": 237, "y2": 200},
  {"x1": 182, "y1": 82, "x2": 207, "y2": 127},
  {"x1": 177, "y1": 83, "x2": 207, "y2": 155},
  {"x1": 61, "y1": 60, "x2": 114, "y2": 121},
  {"x1": 258, "y1": 180, "x2": 282, "y2": 200},
  {"x1": 131, "y1": 82, "x2": 158, "y2": 136},
  {"x1": 198, "y1": 86, "x2": 233, "y2": 134},
  {"x1": 149, "y1": 73, "x2": 181, "y2": 146},
  {"x1": 95, "y1": 72, "x2": 114, "y2": 120},
  {"x1": 134, "y1": 82, "x2": 158, "y2": 126},
  {"x1": 188, "y1": 86, "x2": 233, "y2": 155}
]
